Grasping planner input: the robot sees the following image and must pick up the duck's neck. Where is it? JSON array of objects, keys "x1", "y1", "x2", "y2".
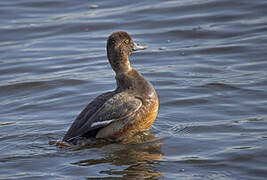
[
  {"x1": 115, "y1": 68, "x2": 144, "y2": 91},
  {"x1": 111, "y1": 57, "x2": 132, "y2": 74}
]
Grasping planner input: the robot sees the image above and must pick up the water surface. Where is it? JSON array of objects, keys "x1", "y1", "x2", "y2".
[{"x1": 1, "y1": 0, "x2": 267, "y2": 179}]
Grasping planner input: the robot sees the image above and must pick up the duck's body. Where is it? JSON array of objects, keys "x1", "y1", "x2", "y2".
[{"x1": 63, "y1": 31, "x2": 158, "y2": 142}]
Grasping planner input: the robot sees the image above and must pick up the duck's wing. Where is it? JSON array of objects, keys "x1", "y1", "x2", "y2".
[
  {"x1": 63, "y1": 92, "x2": 142, "y2": 142},
  {"x1": 63, "y1": 91, "x2": 115, "y2": 141}
]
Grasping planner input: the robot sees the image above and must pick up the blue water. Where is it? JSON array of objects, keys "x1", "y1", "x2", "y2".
[{"x1": 1, "y1": 0, "x2": 267, "y2": 179}]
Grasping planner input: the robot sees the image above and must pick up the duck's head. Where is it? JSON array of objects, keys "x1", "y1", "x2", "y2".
[{"x1": 107, "y1": 31, "x2": 144, "y2": 74}]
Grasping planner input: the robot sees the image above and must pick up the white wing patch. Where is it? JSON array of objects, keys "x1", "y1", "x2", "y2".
[{"x1": 90, "y1": 120, "x2": 114, "y2": 128}]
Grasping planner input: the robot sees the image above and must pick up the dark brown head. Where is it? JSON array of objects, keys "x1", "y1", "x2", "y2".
[{"x1": 106, "y1": 31, "x2": 135, "y2": 73}]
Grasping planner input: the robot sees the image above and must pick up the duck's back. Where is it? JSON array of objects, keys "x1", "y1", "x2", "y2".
[{"x1": 63, "y1": 88, "x2": 144, "y2": 142}]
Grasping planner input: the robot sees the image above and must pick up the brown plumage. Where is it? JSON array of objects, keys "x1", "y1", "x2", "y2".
[{"x1": 63, "y1": 31, "x2": 158, "y2": 143}]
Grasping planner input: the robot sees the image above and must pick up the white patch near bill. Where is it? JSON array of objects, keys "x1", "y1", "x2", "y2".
[{"x1": 91, "y1": 120, "x2": 114, "y2": 128}]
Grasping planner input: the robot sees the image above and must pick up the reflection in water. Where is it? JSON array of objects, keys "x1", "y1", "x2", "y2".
[{"x1": 72, "y1": 133, "x2": 163, "y2": 179}]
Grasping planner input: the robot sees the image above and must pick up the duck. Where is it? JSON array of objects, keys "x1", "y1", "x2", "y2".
[{"x1": 63, "y1": 31, "x2": 158, "y2": 143}]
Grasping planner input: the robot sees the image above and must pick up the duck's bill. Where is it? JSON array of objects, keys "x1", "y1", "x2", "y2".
[{"x1": 133, "y1": 42, "x2": 148, "y2": 51}]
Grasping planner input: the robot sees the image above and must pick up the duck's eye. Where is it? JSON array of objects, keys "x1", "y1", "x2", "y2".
[{"x1": 124, "y1": 39, "x2": 129, "y2": 44}]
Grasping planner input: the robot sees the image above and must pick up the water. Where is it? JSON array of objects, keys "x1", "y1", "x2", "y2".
[{"x1": 1, "y1": 0, "x2": 267, "y2": 179}]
